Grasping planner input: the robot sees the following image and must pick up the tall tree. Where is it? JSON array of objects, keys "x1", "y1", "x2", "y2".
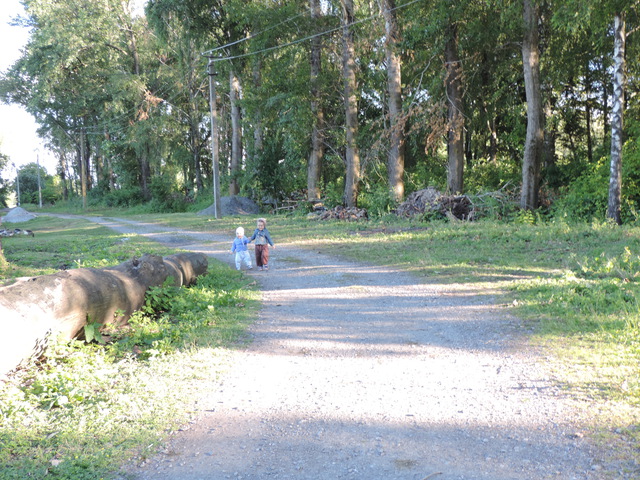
[
  {"x1": 607, "y1": 12, "x2": 625, "y2": 224},
  {"x1": 251, "y1": 57, "x2": 264, "y2": 184},
  {"x1": 521, "y1": 0, "x2": 544, "y2": 210},
  {"x1": 380, "y1": 0, "x2": 405, "y2": 202},
  {"x1": 445, "y1": 17, "x2": 464, "y2": 194},
  {"x1": 307, "y1": 0, "x2": 325, "y2": 202},
  {"x1": 340, "y1": 0, "x2": 361, "y2": 207},
  {"x1": 229, "y1": 69, "x2": 243, "y2": 196}
]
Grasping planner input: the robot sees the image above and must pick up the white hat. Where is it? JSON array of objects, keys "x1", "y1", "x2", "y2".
[{"x1": 236, "y1": 227, "x2": 244, "y2": 235}]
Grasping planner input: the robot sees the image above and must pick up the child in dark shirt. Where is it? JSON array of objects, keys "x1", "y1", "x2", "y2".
[{"x1": 248, "y1": 218, "x2": 275, "y2": 271}]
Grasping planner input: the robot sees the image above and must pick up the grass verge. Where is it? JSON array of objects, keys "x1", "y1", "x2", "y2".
[{"x1": 0, "y1": 216, "x2": 258, "y2": 480}]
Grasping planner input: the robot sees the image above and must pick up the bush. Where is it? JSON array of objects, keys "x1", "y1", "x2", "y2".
[
  {"x1": 97, "y1": 187, "x2": 144, "y2": 208},
  {"x1": 358, "y1": 184, "x2": 396, "y2": 217},
  {"x1": 550, "y1": 157, "x2": 609, "y2": 221}
]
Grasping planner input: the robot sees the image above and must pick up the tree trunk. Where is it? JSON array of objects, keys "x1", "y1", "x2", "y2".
[
  {"x1": 253, "y1": 58, "x2": 264, "y2": 167},
  {"x1": 487, "y1": 116, "x2": 497, "y2": 164},
  {"x1": 307, "y1": 0, "x2": 325, "y2": 203},
  {"x1": 0, "y1": 253, "x2": 208, "y2": 377},
  {"x1": 608, "y1": 13, "x2": 625, "y2": 225},
  {"x1": 381, "y1": 0, "x2": 405, "y2": 203},
  {"x1": 602, "y1": 56, "x2": 610, "y2": 142},
  {"x1": 229, "y1": 69, "x2": 242, "y2": 196},
  {"x1": 78, "y1": 130, "x2": 86, "y2": 207},
  {"x1": 543, "y1": 99, "x2": 556, "y2": 172},
  {"x1": 341, "y1": 0, "x2": 361, "y2": 208},
  {"x1": 584, "y1": 66, "x2": 593, "y2": 164},
  {"x1": 445, "y1": 20, "x2": 464, "y2": 194},
  {"x1": 95, "y1": 139, "x2": 104, "y2": 188},
  {"x1": 520, "y1": 0, "x2": 544, "y2": 210},
  {"x1": 59, "y1": 152, "x2": 69, "y2": 201},
  {"x1": 0, "y1": 217, "x2": 5, "y2": 267},
  {"x1": 191, "y1": 116, "x2": 203, "y2": 193},
  {"x1": 104, "y1": 128, "x2": 115, "y2": 191},
  {"x1": 139, "y1": 142, "x2": 151, "y2": 200}
]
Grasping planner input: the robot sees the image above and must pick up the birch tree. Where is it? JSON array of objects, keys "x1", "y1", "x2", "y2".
[{"x1": 607, "y1": 12, "x2": 625, "y2": 224}]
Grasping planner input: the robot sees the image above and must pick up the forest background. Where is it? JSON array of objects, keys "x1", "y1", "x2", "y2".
[{"x1": 0, "y1": 0, "x2": 638, "y2": 223}]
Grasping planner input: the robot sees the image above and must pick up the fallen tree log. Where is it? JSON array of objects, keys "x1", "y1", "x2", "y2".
[{"x1": 0, "y1": 252, "x2": 208, "y2": 377}]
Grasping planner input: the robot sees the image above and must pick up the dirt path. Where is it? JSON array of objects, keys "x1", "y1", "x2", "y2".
[{"x1": 64, "y1": 215, "x2": 605, "y2": 479}]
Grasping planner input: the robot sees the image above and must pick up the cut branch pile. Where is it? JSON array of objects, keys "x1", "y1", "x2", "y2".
[
  {"x1": 394, "y1": 187, "x2": 474, "y2": 220},
  {"x1": 308, "y1": 205, "x2": 369, "y2": 221}
]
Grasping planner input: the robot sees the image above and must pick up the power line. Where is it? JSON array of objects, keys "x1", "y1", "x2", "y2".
[
  {"x1": 201, "y1": 11, "x2": 307, "y2": 56},
  {"x1": 203, "y1": 0, "x2": 426, "y2": 63}
]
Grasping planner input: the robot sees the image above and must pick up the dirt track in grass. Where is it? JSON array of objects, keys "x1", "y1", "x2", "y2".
[{"x1": 56, "y1": 215, "x2": 616, "y2": 479}]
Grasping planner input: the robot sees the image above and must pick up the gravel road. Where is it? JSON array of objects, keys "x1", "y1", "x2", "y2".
[{"x1": 62, "y1": 215, "x2": 610, "y2": 480}]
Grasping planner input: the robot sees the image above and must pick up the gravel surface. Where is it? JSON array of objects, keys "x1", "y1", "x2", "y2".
[{"x1": 55, "y1": 215, "x2": 610, "y2": 480}]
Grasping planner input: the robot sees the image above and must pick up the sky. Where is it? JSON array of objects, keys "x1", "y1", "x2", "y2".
[{"x1": 0, "y1": 0, "x2": 58, "y2": 175}]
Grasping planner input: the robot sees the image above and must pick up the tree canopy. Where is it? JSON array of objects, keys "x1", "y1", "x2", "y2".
[{"x1": 0, "y1": 0, "x2": 639, "y2": 221}]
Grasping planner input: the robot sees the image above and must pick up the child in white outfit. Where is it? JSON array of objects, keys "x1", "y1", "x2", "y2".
[{"x1": 230, "y1": 227, "x2": 252, "y2": 270}]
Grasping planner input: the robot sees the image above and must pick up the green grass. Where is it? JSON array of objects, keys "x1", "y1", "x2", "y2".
[
  {"x1": 0, "y1": 215, "x2": 258, "y2": 480},
  {"x1": 0, "y1": 216, "x2": 178, "y2": 278},
  {"x1": 3, "y1": 209, "x2": 640, "y2": 476}
]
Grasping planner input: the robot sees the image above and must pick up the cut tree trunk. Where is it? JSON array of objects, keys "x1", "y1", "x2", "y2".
[{"x1": 0, "y1": 252, "x2": 208, "y2": 377}]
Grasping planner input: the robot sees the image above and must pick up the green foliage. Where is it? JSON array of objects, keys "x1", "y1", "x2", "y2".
[
  {"x1": 404, "y1": 156, "x2": 447, "y2": 195},
  {"x1": 575, "y1": 247, "x2": 640, "y2": 283},
  {"x1": 140, "y1": 278, "x2": 178, "y2": 316},
  {"x1": 145, "y1": 175, "x2": 191, "y2": 213},
  {"x1": 83, "y1": 317, "x2": 104, "y2": 345},
  {"x1": 23, "y1": 366, "x2": 96, "y2": 410},
  {"x1": 467, "y1": 187, "x2": 520, "y2": 221},
  {"x1": 465, "y1": 158, "x2": 521, "y2": 193},
  {"x1": 512, "y1": 209, "x2": 537, "y2": 225},
  {"x1": 1, "y1": 0, "x2": 639, "y2": 224},
  {"x1": 94, "y1": 187, "x2": 145, "y2": 208},
  {"x1": 551, "y1": 138, "x2": 640, "y2": 224},
  {"x1": 358, "y1": 183, "x2": 396, "y2": 217},
  {"x1": 12, "y1": 163, "x2": 60, "y2": 206},
  {"x1": 0, "y1": 151, "x2": 10, "y2": 206},
  {"x1": 243, "y1": 131, "x2": 306, "y2": 203},
  {"x1": 323, "y1": 180, "x2": 345, "y2": 208},
  {"x1": 550, "y1": 157, "x2": 609, "y2": 220}
]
